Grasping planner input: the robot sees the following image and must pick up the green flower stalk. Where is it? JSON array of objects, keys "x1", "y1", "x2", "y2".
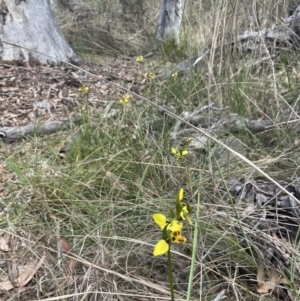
[{"x1": 152, "y1": 188, "x2": 192, "y2": 301}]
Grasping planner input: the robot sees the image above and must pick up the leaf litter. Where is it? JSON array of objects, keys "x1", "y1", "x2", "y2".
[{"x1": 0, "y1": 58, "x2": 147, "y2": 128}]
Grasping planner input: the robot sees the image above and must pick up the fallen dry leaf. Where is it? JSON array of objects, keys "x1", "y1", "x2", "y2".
[
  {"x1": 60, "y1": 237, "x2": 76, "y2": 274},
  {"x1": 60, "y1": 237, "x2": 72, "y2": 253},
  {"x1": 0, "y1": 255, "x2": 46, "y2": 291},
  {"x1": 0, "y1": 236, "x2": 10, "y2": 251},
  {"x1": 20, "y1": 254, "x2": 46, "y2": 287},
  {"x1": 257, "y1": 263, "x2": 265, "y2": 287},
  {"x1": 257, "y1": 265, "x2": 279, "y2": 293}
]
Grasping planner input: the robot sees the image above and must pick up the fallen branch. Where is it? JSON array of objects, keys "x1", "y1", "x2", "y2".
[
  {"x1": 161, "y1": 105, "x2": 273, "y2": 143},
  {"x1": 0, "y1": 121, "x2": 71, "y2": 143}
]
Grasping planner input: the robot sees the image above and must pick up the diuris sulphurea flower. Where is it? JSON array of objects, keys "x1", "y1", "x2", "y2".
[
  {"x1": 171, "y1": 147, "x2": 188, "y2": 160},
  {"x1": 119, "y1": 94, "x2": 131, "y2": 104},
  {"x1": 153, "y1": 214, "x2": 187, "y2": 256},
  {"x1": 151, "y1": 188, "x2": 193, "y2": 301}
]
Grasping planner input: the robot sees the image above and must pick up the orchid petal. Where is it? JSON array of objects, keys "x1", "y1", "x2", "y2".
[
  {"x1": 171, "y1": 147, "x2": 177, "y2": 154},
  {"x1": 153, "y1": 213, "x2": 168, "y2": 230},
  {"x1": 153, "y1": 239, "x2": 169, "y2": 256},
  {"x1": 167, "y1": 219, "x2": 182, "y2": 232},
  {"x1": 172, "y1": 231, "x2": 187, "y2": 244},
  {"x1": 178, "y1": 188, "x2": 184, "y2": 202},
  {"x1": 181, "y1": 150, "x2": 189, "y2": 156}
]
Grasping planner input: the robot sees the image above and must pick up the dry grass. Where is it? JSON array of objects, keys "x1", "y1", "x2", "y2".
[
  {"x1": 52, "y1": 0, "x2": 160, "y2": 57},
  {"x1": 1, "y1": 0, "x2": 300, "y2": 300}
]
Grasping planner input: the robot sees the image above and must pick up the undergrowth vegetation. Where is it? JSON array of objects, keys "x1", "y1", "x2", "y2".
[{"x1": 2, "y1": 0, "x2": 300, "y2": 300}]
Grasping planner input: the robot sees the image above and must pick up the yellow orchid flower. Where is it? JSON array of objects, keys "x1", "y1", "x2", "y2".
[
  {"x1": 153, "y1": 213, "x2": 187, "y2": 256},
  {"x1": 78, "y1": 85, "x2": 90, "y2": 93},
  {"x1": 153, "y1": 230, "x2": 187, "y2": 256},
  {"x1": 119, "y1": 94, "x2": 131, "y2": 104},
  {"x1": 148, "y1": 72, "x2": 155, "y2": 80},
  {"x1": 153, "y1": 214, "x2": 182, "y2": 232},
  {"x1": 180, "y1": 205, "x2": 192, "y2": 225},
  {"x1": 171, "y1": 147, "x2": 188, "y2": 160},
  {"x1": 180, "y1": 205, "x2": 189, "y2": 219},
  {"x1": 136, "y1": 55, "x2": 143, "y2": 62},
  {"x1": 186, "y1": 137, "x2": 192, "y2": 144},
  {"x1": 176, "y1": 188, "x2": 192, "y2": 225}
]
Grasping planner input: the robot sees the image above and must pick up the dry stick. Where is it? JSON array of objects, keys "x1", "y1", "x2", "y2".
[
  {"x1": 0, "y1": 120, "x2": 70, "y2": 142},
  {"x1": 170, "y1": 104, "x2": 214, "y2": 139},
  {"x1": 1, "y1": 40, "x2": 299, "y2": 204}
]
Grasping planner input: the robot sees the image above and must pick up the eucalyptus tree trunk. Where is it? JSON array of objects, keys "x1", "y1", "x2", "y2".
[
  {"x1": 156, "y1": 0, "x2": 185, "y2": 46},
  {"x1": 0, "y1": 0, "x2": 80, "y2": 65}
]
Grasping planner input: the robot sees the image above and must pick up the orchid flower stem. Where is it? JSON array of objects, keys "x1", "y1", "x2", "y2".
[
  {"x1": 121, "y1": 105, "x2": 126, "y2": 123},
  {"x1": 167, "y1": 246, "x2": 175, "y2": 301}
]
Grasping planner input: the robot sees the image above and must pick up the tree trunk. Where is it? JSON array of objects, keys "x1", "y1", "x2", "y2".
[
  {"x1": 0, "y1": 0, "x2": 80, "y2": 65},
  {"x1": 156, "y1": 0, "x2": 185, "y2": 46}
]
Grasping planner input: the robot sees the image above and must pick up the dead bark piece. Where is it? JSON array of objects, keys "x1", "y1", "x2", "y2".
[
  {"x1": 0, "y1": 236, "x2": 10, "y2": 252},
  {"x1": 0, "y1": 120, "x2": 72, "y2": 143},
  {"x1": 213, "y1": 115, "x2": 273, "y2": 135}
]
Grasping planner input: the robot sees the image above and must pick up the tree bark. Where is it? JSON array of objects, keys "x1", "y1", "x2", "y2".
[
  {"x1": 0, "y1": 0, "x2": 80, "y2": 65},
  {"x1": 156, "y1": 0, "x2": 185, "y2": 46}
]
